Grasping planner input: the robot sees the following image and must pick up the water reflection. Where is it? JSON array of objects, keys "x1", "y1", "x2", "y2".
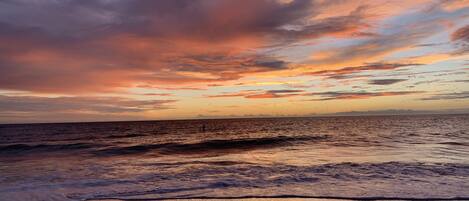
[{"x1": 1, "y1": 115, "x2": 469, "y2": 200}]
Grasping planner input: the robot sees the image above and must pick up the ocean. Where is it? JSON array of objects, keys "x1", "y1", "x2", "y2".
[{"x1": 1, "y1": 114, "x2": 469, "y2": 201}]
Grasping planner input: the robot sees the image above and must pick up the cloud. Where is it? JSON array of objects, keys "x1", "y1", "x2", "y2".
[
  {"x1": 308, "y1": 30, "x2": 426, "y2": 68},
  {"x1": 453, "y1": 79, "x2": 469, "y2": 83},
  {"x1": 305, "y1": 91, "x2": 423, "y2": 101},
  {"x1": 245, "y1": 90, "x2": 304, "y2": 99},
  {"x1": 305, "y1": 62, "x2": 421, "y2": 79},
  {"x1": 440, "y1": 0, "x2": 469, "y2": 11},
  {"x1": 266, "y1": 89, "x2": 304, "y2": 93},
  {"x1": 307, "y1": 2, "x2": 468, "y2": 68},
  {"x1": 206, "y1": 89, "x2": 304, "y2": 99},
  {"x1": 413, "y1": 79, "x2": 441, "y2": 85},
  {"x1": 451, "y1": 25, "x2": 469, "y2": 55},
  {"x1": 414, "y1": 42, "x2": 447, "y2": 47},
  {"x1": 381, "y1": 68, "x2": 466, "y2": 78},
  {"x1": 421, "y1": 91, "x2": 469, "y2": 100},
  {"x1": 0, "y1": 0, "x2": 466, "y2": 94},
  {"x1": 205, "y1": 90, "x2": 260, "y2": 98},
  {"x1": 368, "y1": 78, "x2": 407, "y2": 85},
  {"x1": 136, "y1": 85, "x2": 206, "y2": 91},
  {"x1": 0, "y1": 94, "x2": 180, "y2": 124},
  {"x1": 452, "y1": 25, "x2": 469, "y2": 42},
  {"x1": 0, "y1": 95, "x2": 176, "y2": 113},
  {"x1": 143, "y1": 93, "x2": 173, "y2": 96},
  {"x1": 207, "y1": 89, "x2": 423, "y2": 100},
  {"x1": 0, "y1": 0, "x2": 467, "y2": 123},
  {"x1": 0, "y1": 0, "x2": 375, "y2": 93}
]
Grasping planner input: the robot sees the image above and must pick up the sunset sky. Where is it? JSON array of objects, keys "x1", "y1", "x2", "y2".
[{"x1": 0, "y1": 0, "x2": 468, "y2": 123}]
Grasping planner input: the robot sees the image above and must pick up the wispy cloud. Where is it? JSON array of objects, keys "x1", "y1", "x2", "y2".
[
  {"x1": 205, "y1": 90, "x2": 261, "y2": 98},
  {"x1": 0, "y1": 95, "x2": 176, "y2": 113},
  {"x1": 305, "y1": 63, "x2": 421, "y2": 79},
  {"x1": 245, "y1": 90, "x2": 305, "y2": 99},
  {"x1": 368, "y1": 78, "x2": 407, "y2": 85},
  {"x1": 143, "y1": 93, "x2": 173, "y2": 96},
  {"x1": 207, "y1": 89, "x2": 423, "y2": 100},
  {"x1": 451, "y1": 25, "x2": 469, "y2": 55},
  {"x1": 421, "y1": 91, "x2": 469, "y2": 100},
  {"x1": 306, "y1": 91, "x2": 423, "y2": 101},
  {"x1": 307, "y1": 2, "x2": 468, "y2": 67},
  {"x1": 453, "y1": 80, "x2": 469, "y2": 83},
  {"x1": 206, "y1": 89, "x2": 304, "y2": 99}
]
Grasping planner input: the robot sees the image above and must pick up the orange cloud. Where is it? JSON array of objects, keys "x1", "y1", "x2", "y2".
[
  {"x1": 0, "y1": 0, "x2": 466, "y2": 95},
  {"x1": 0, "y1": 0, "x2": 382, "y2": 94}
]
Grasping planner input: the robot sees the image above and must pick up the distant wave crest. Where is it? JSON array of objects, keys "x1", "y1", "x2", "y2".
[
  {"x1": 94, "y1": 135, "x2": 327, "y2": 156},
  {"x1": 0, "y1": 143, "x2": 98, "y2": 155},
  {"x1": 0, "y1": 135, "x2": 327, "y2": 157}
]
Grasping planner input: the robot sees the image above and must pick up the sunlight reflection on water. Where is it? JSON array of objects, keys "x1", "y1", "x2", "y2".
[{"x1": 1, "y1": 114, "x2": 469, "y2": 201}]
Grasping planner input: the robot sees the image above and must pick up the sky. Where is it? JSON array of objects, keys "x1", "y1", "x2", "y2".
[{"x1": 0, "y1": 0, "x2": 468, "y2": 123}]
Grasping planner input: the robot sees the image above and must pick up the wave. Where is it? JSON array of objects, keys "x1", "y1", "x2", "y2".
[
  {"x1": 105, "y1": 133, "x2": 147, "y2": 139},
  {"x1": 1, "y1": 135, "x2": 324, "y2": 157},
  {"x1": 0, "y1": 143, "x2": 100, "y2": 155},
  {"x1": 139, "y1": 160, "x2": 252, "y2": 167},
  {"x1": 437, "y1": 141, "x2": 469, "y2": 146},
  {"x1": 78, "y1": 162, "x2": 469, "y2": 201},
  {"x1": 94, "y1": 135, "x2": 326, "y2": 156}
]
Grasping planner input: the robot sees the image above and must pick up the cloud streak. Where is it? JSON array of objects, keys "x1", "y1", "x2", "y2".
[
  {"x1": 0, "y1": 95, "x2": 176, "y2": 113},
  {"x1": 306, "y1": 91, "x2": 423, "y2": 101},
  {"x1": 305, "y1": 63, "x2": 422, "y2": 79},
  {"x1": 421, "y1": 91, "x2": 469, "y2": 100},
  {"x1": 206, "y1": 89, "x2": 304, "y2": 99},
  {"x1": 368, "y1": 79, "x2": 407, "y2": 85},
  {"x1": 207, "y1": 90, "x2": 423, "y2": 100},
  {"x1": 451, "y1": 25, "x2": 469, "y2": 55}
]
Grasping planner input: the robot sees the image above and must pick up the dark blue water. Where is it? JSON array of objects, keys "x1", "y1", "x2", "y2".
[{"x1": 1, "y1": 115, "x2": 469, "y2": 200}]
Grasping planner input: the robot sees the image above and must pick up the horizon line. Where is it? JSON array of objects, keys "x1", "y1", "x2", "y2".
[{"x1": 2, "y1": 111, "x2": 468, "y2": 125}]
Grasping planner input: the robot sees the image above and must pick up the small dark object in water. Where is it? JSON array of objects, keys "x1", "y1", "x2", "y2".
[{"x1": 200, "y1": 124, "x2": 206, "y2": 132}]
